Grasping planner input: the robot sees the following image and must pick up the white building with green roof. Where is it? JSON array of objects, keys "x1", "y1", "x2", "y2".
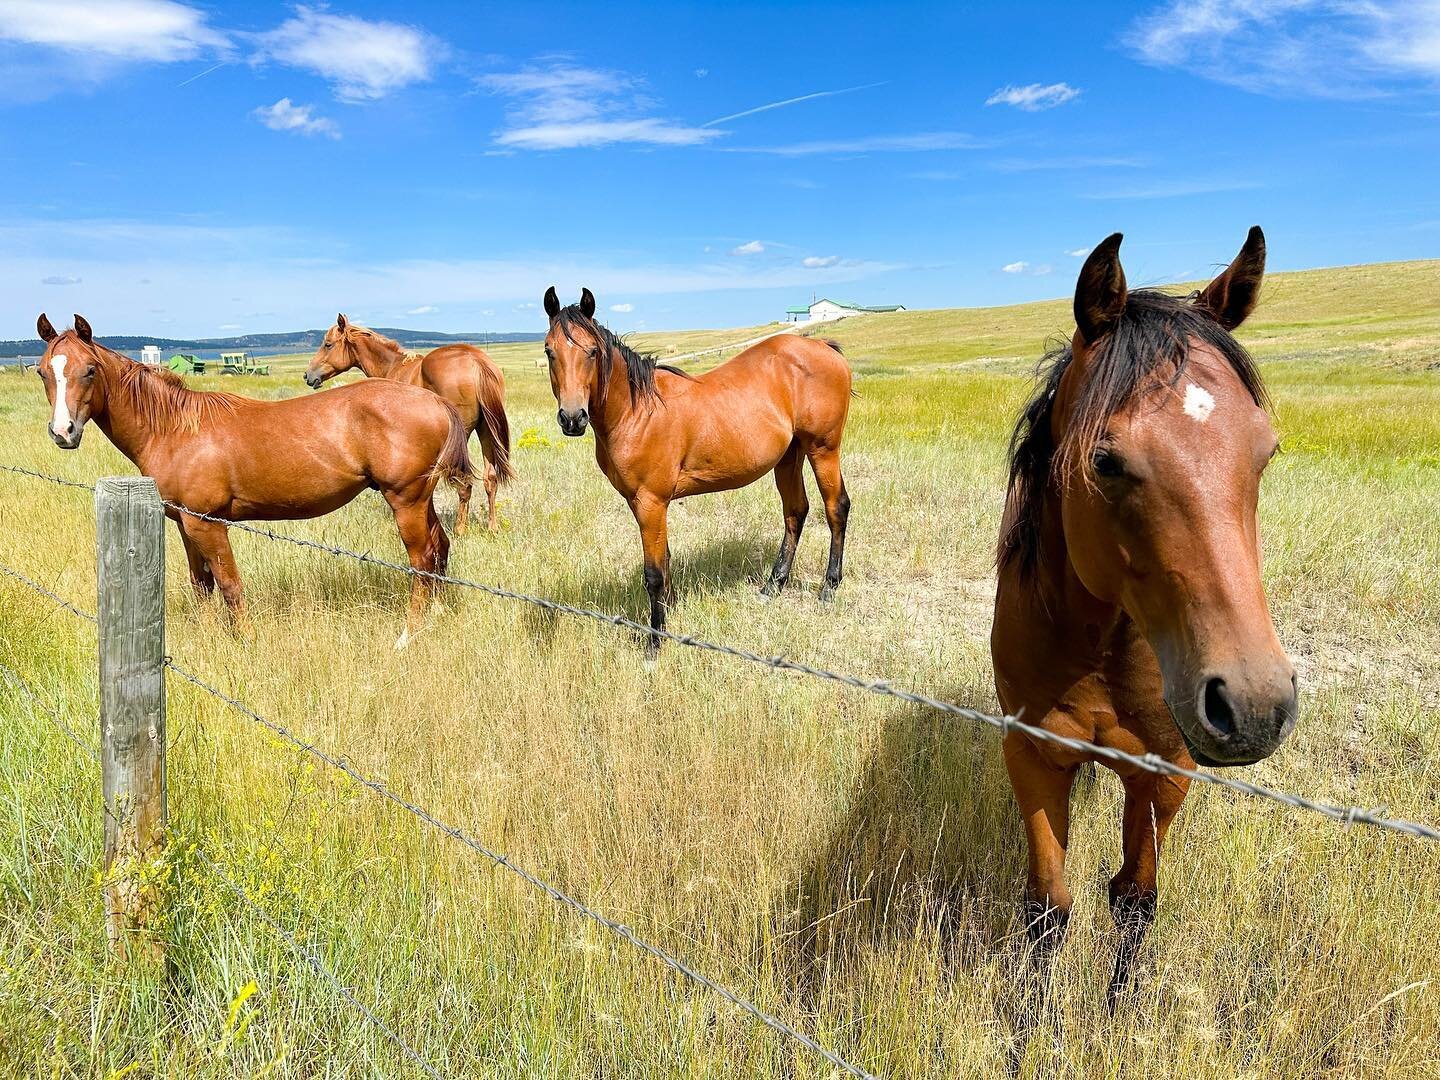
[{"x1": 784, "y1": 298, "x2": 906, "y2": 324}]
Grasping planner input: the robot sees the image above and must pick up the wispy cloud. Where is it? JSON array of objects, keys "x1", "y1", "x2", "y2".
[
  {"x1": 41, "y1": 273, "x2": 82, "y2": 285},
  {"x1": 802, "y1": 255, "x2": 840, "y2": 268},
  {"x1": 1001, "y1": 260, "x2": 1053, "y2": 276},
  {"x1": 406, "y1": 304, "x2": 438, "y2": 315},
  {"x1": 1126, "y1": 0, "x2": 1440, "y2": 98},
  {"x1": 1081, "y1": 177, "x2": 1262, "y2": 200},
  {"x1": 1002, "y1": 261, "x2": 1028, "y2": 274},
  {"x1": 252, "y1": 97, "x2": 340, "y2": 139},
  {"x1": 725, "y1": 132, "x2": 985, "y2": 155},
  {"x1": 254, "y1": 6, "x2": 438, "y2": 102},
  {"x1": 985, "y1": 82, "x2": 1082, "y2": 110},
  {"x1": 479, "y1": 62, "x2": 718, "y2": 149},
  {"x1": 730, "y1": 240, "x2": 765, "y2": 256},
  {"x1": 990, "y1": 155, "x2": 1144, "y2": 172},
  {"x1": 610, "y1": 302, "x2": 634, "y2": 313},
  {"x1": 0, "y1": 0, "x2": 227, "y2": 61},
  {"x1": 1066, "y1": 247, "x2": 1092, "y2": 257},
  {"x1": 703, "y1": 81, "x2": 886, "y2": 126}
]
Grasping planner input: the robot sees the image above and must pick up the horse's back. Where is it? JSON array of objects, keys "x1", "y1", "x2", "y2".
[{"x1": 417, "y1": 344, "x2": 503, "y2": 424}]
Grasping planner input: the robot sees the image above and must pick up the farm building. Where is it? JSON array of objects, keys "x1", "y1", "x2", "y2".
[
  {"x1": 138, "y1": 345, "x2": 163, "y2": 365},
  {"x1": 784, "y1": 298, "x2": 907, "y2": 324}
]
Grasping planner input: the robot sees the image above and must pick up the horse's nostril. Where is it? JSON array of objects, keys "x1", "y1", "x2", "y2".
[{"x1": 1203, "y1": 678, "x2": 1237, "y2": 738}]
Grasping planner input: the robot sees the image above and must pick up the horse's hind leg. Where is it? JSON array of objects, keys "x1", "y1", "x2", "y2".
[
  {"x1": 385, "y1": 483, "x2": 448, "y2": 648},
  {"x1": 806, "y1": 442, "x2": 850, "y2": 602},
  {"x1": 453, "y1": 471, "x2": 474, "y2": 538},
  {"x1": 482, "y1": 458, "x2": 499, "y2": 532},
  {"x1": 1108, "y1": 768, "x2": 1189, "y2": 1008},
  {"x1": 761, "y1": 441, "x2": 808, "y2": 599},
  {"x1": 176, "y1": 520, "x2": 215, "y2": 600}
]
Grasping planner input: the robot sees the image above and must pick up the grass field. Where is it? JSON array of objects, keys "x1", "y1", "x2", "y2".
[{"x1": 1, "y1": 259, "x2": 1438, "y2": 1078}]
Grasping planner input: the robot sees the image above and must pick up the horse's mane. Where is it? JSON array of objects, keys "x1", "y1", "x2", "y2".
[
  {"x1": 1000, "y1": 289, "x2": 1269, "y2": 576},
  {"x1": 348, "y1": 325, "x2": 407, "y2": 358},
  {"x1": 553, "y1": 305, "x2": 692, "y2": 406},
  {"x1": 79, "y1": 336, "x2": 242, "y2": 434}
]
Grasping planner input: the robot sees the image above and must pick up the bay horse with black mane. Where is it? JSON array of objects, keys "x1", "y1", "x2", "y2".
[
  {"x1": 991, "y1": 227, "x2": 1299, "y2": 1003},
  {"x1": 35, "y1": 313, "x2": 470, "y2": 646},
  {"x1": 304, "y1": 315, "x2": 513, "y2": 533},
  {"x1": 543, "y1": 287, "x2": 852, "y2": 659}
]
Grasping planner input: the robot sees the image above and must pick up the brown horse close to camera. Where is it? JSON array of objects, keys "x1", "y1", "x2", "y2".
[
  {"x1": 991, "y1": 227, "x2": 1298, "y2": 1003},
  {"x1": 304, "y1": 316, "x2": 512, "y2": 533},
  {"x1": 542, "y1": 287, "x2": 853, "y2": 659},
  {"x1": 36, "y1": 313, "x2": 470, "y2": 646}
]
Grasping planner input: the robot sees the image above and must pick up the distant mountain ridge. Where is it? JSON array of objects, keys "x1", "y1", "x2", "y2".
[{"x1": 0, "y1": 327, "x2": 545, "y2": 357}]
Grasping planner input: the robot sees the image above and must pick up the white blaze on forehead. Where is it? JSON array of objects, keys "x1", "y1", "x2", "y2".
[
  {"x1": 1182, "y1": 382, "x2": 1216, "y2": 423},
  {"x1": 50, "y1": 355, "x2": 72, "y2": 433}
]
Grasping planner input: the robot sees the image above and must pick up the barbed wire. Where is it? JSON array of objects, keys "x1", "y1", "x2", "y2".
[
  {"x1": 1, "y1": 461, "x2": 1436, "y2": 842},
  {"x1": 0, "y1": 657, "x2": 100, "y2": 761},
  {"x1": 0, "y1": 562, "x2": 98, "y2": 625},
  {"x1": 190, "y1": 845, "x2": 445, "y2": 1080},
  {"x1": 162, "y1": 658, "x2": 881, "y2": 1080}
]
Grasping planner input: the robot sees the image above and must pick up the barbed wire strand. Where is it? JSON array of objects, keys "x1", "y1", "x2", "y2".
[
  {"x1": 190, "y1": 845, "x2": 445, "y2": 1080},
  {"x1": 0, "y1": 462, "x2": 1436, "y2": 843},
  {"x1": 162, "y1": 658, "x2": 881, "y2": 1080},
  {"x1": 0, "y1": 657, "x2": 100, "y2": 761}
]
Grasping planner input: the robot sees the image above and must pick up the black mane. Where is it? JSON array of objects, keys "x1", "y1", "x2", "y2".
[
  {"x1": 553, "y1": 305, "x2": 690, "y2": 406},
  {"x1": 1000, "y1": 289, "x2": 1269, "y2": 576}
]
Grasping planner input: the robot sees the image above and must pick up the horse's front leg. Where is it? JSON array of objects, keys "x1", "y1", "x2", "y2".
[
  {"x1": 630, "y1": 494, "x2": 670, "y2": 662},
  {"x1": 1108, "y1": 768, "x2": 1189, "y2": 1007},
  {"x1": 1004, "y1": 732, "x2": 1078, "y2": 969},
  {"x1": 183, "y1": 516, "x2": 249, "y2": 634}
]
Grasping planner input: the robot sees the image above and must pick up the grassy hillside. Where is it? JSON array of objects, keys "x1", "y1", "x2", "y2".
[{"x1": 1, "y1": 258, "x2": 1437, "y2": 1078}]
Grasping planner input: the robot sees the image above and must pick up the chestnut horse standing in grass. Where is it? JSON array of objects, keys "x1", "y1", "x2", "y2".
[
  {"x1": 543, "y1": 287, "x2": 853, "y2": 659},
  {"x1": 36, "y1": 313, "x2": 470, "y2": 646},
  {"x1": 992, "y1": 227, "x2": 1299, "y2": 1003},
  {"x1": 304, "y1": 316, "x2": 512, "y2": 533}
]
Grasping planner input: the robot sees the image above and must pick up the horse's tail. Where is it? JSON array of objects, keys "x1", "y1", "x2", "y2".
[
  {"x1": 821, "y1": 338, "x2": 844, "y2": 355},
  {"x1": 433, "y1": 400, "x2": 474, "y2": 490},
  {"x1": 474, "y1": 360, "x2": 514, "y2": 485}
]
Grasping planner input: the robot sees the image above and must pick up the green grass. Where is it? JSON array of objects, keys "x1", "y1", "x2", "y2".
[{"x1": 1, "y1": 259, "x2": 1439, "y2": 1078}]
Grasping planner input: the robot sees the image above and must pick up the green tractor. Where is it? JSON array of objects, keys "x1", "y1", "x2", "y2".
[
  {"x1": 168, "y1": 354, "x2": 206, "y2": 375},
  {"x1": 217, "y1": 351, "x2": 271, "y2": 376}
]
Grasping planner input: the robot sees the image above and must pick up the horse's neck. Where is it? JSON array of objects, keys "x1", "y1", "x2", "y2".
[
  {"x1": 1031, "y1": 491, "x2": 1123, "y2": 645},
  {"x1": 92, "y1": 358, "x2": 161, "y2": 467},
  {"x1": 356, "y1": 339, "x2": 407, "y2": 378},
  {"x1": 590, "y1": 348, "x2": 635, "y2": 440}
]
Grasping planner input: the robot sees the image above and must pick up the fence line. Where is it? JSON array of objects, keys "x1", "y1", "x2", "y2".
[
  {"x1": 0, "y1": 657, "x2": 100, "y2": 761},
  {"x1": 0, "y1": 550, "x2": 879, "y2": 1080},
  {"x1": 2, "y1": 460, "x2": 1437, "y2": 842},
  {"x1": 665, "y1": 326, "x2": 798, "y2": 364}
]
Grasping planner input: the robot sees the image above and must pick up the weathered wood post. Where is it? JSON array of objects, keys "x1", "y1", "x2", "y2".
[{"x1": 96, "y1": 476, "x2": 166, "y2": 962}]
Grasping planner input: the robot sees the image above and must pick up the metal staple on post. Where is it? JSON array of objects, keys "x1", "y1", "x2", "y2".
[{"x1": 95, "y1": 475, "x2": 168, "y2": 961}]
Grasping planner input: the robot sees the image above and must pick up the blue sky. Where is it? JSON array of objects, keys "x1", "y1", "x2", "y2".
[{"x1": 2, "y1": 0, "x2": 1438, "y2": 339}]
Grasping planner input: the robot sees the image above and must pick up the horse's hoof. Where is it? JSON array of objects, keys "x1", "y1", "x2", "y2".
[
  {"x1": 642, "y1": 654, "x2": 658, "y2": 674},
  {"x1": 818, "y1": 585, "x2": 837, "y2": 604},
  {"x1": 756, "y1": 590, "x2": 774, "y2": 605}
]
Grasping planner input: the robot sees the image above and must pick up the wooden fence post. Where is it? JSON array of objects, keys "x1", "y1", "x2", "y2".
[{"x1": 96, "y1": 476, "x2": 167, "y2": 962}]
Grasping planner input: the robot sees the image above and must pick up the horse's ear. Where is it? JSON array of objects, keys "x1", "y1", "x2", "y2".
[
  {"x1": 579, "y1": 287, "x2": 596, "y2": 319},
  {"x1": 1073, "y1": 233, "x2": 1127, "y2": 344},
  {"x1": 543, "y1": 286, "x2": 560, "y2": 319},
  {"x1": 37, "y1": 313, "x2": 57, "y2": 342},
  {"x1": 73, "y1": 314, "x2": 94, "y2": 344},
  {"x1": 336, "y1": 313, "x2": 348, "y2": 332},
  {"x1": 1197, "y1": 225, "x2": 1266, "y2": 330}
]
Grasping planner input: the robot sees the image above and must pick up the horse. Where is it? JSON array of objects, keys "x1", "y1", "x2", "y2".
[
  {"x1": 35, "y1": 313, "x2": 471, "y2": 647},
  {"x1": 991, "y1": 227, "x2": 1299, "y2": 1004},
  {"x1": 304, "y1": 316, "x2": 513, "y2": 533},
  {"x1": 542, "y1": 287, "x2": 853, "y2": 659}
]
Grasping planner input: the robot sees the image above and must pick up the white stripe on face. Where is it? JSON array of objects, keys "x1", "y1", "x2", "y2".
[{"x1": 50, "y1": 355, "x2": 72, "y2": 435}]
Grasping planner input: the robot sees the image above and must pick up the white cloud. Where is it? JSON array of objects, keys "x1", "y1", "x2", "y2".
[
  {"x1": 985, "y1": 82, "x2": 1082, "y2": 110},
  {"x1": 725, "y1": 132, "x2": 985, "y2": 155},
  {"x1": 480, "y1": 62, "x2": 719, "y2": 149},
  {"x1": 41, "y1": 273, "x2": 82, "y2": 285},
  {"x1": 609, "y1": 302, "x2": 634, "y2": 313},
  {"x1": 1126, "y1": 0, "x2": 1440, "y2": 98},
  {"x1": 218, "y1": 323, "x2": 242, "y2": 331},
  {"x1": 694, "y1": 68, "x2": 708, "y2": 78},
  {"x1": 406, "y1": 305, "x2": 438, "y2": 315},
  {"x1": 255, "y1": 6, "x2": 437, "y2": 102},
  {"x1": 1002, "y1": 261, "x2": 1029, "y2": 274},
  {"x1": 0, "y1": 0, "x2": 226, "y2": 60},
  {"x1": 252, "y1": 98, "x2": 340, "y2": 139},
  {"x1": 1066, "y1": 247, "x2": 1092, "y2": 258},
  {"x1": 731, "y1": 240, "x2": 765, "y2": 256},
  {"x1": 802, "y1": 255, "x2": 840, "y2": 268}
]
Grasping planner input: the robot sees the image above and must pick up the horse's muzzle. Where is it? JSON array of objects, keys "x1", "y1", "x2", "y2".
[
  {"x1": 304, "y1": 370, "x2": 325, "y2": 389},
  {"x1": 1168, "y1": 667, "x2": 1299, "y2": 767},
  {"x1": 49, "y1": 422, "x2": 82, "y2": 450},
  {"x1": 557, "y1": 407, "x2": 589, "y2": 437}
]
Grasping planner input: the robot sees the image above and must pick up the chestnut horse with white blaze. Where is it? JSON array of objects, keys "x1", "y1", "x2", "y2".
[
  {"x1": 543, "y1": 287, "x2": 853, "y2": 659},
  {"x1": 35, "y1": 314, "x2": 470, "y2": 646},
  {"x1": 304, "y1": 315, "x2": 513, "y2": 533},
  {"x1": 992, "y1": 228, "x2": 1299, "y2": 1002}
]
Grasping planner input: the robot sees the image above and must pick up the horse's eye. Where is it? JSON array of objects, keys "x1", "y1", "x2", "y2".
[
  {"x1": 1092, "y1": 446, "x2": 1125, "y2": 479},
  {"x1": 84, "y1": 365, "x2": 96, "y2": 378}
]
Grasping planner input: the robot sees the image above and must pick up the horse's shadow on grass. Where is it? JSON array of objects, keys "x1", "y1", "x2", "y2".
[
  {"x1": 514, "y1": 532, "x2": 775, "y2": 651},
  {"x1": 766, "y1": 680, "x2": 1109, "y2": 1056}
]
